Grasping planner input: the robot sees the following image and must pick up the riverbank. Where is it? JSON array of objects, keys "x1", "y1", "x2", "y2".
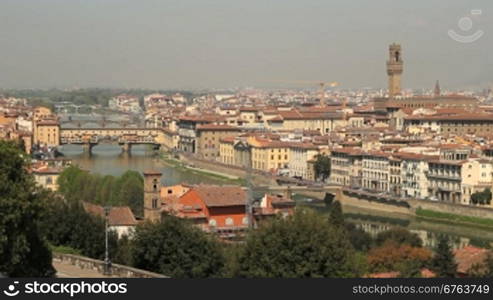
[
  {"x1": 159, "y1": 153, "x2": 246, "y2": 186},
  {"x1": 415, "y1": 208, "x2": 493, "y2": 230}
]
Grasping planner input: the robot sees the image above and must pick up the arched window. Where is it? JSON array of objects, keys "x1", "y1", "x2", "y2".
[
  {"x1": 242, "y1": 217, "x2": 249, "y2": 225},
  {"x1": 225, "y1": 217, "x2": 234, "y2": 226},
  {"x1": 153, "y1": 178, "x2": 158, "y2": 192},
  {"x1": 209, "y1": 219, "x2": 217, "y2": 227}
]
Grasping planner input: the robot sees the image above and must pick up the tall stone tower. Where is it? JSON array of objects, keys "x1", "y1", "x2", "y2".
[
  {"x1": 143, "y1": 170, "x2": 162, "y2": 222},
  {"x1": 386, "y1": 43, "x2": 403, "y2": 98},
  {"x1": 434, "y1": 80, "x2": 441, "y2": 97}
]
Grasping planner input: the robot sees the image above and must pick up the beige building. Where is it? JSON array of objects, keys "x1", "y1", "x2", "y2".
[
  {"x1": 361, "y1": 152, "x2": 391, "y2": 193},
  {"x1": 427, "y1": 160, "x2": 463, "y2": 204},
  {"x1": 461, "y1": 159, "x2": 493, "y2": 206},
  {"x1": 34, "y1": 119, "x2": 60, "y2": 147},
  {"x1": 288, "y1": 143, "x2": 319, "y2": 180},
  {"x1": 32, "y1": 166, "x2": 63, "y2": 191},
  {"x1": 248, "y1": 136, "x2": 290, "y2": 173},
  {"x1": 330, "y1": 147, "x2": 362, "y2": 187},
  {"x1": 267, "y1": 110, "x2": 347, "y2": 135},
  {"x1": 196, "y1": 124, "x2": 241, "y2": 161}
]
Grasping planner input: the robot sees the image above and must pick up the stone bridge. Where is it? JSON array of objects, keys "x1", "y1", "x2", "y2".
[
  {"x1": 60, "y1": 119, "x2": 132, "y2": 128},
  {"x1": 60, "y1": 128, "x2": 165, "y2": 153},
  {"x1": 259, "y1": 184, "x2": 343, "y2": 199}
]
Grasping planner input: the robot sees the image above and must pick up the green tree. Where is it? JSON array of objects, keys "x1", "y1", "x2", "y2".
[
  {"x1": 431, "y1": 237, "x2": 457, "y2": 278},
  {"x1": 345, "y1": 223, "x2": 373, "y2": 252},
  {"x1": 41, "y1": 199, "x2": 118, "y2": 260},
  {"x1": 375, "y1": 227, "x2": 422, "y2": 248},
  {"x1": 132, "y1": 216, "x2": 225, "y2": 278},
  {"x1": 0, "y1": 140, "x2": 55, "y2": 277},
  {"x1": 314, "y1": 154, "x2": 331, "y2": 181},
  {"x1": 57, "y1": 166, "x2": 144, "y2": 216},
  {"x1": 471, "y1": 188, "x2": 492, "y2": 205},
  {"x1": 237, "y1": 208, "x2": 357, "y2": 278},
  {"x1": 323, "y1": 192, "x2": 335, "y2": 208},
  {"x1": 328, "y1": 200, "x2": 345, "y2": 229}
]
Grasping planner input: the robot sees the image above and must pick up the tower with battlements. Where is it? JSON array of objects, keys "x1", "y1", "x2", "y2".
[
  {"x1": 143, "y1": 170, "x2": 162, "y2": 222},
  {"x1": 387, "y1": 43, "x2": 403, "y2": 98}
]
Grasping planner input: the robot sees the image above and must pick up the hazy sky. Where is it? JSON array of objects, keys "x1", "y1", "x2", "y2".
[{"x1": 0, "y1": 0, "x2": 491, "y2": 90}]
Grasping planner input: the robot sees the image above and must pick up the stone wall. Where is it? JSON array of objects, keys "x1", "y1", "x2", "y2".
[
  {"x1": 408, "y1": 199, "x2": 493, "y2": 219},
  {"x1": 178, "y1": 153, "x2": 277, "y2": 186},
  {"x1": 53, "y1": 253, "x2": 167, "y2": 278},
  {"x1": 338, "y1": 193, "x2": 412, "y2": 216}
]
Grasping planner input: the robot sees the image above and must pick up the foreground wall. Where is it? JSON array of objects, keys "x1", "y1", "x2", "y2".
[{"x1": 53, "y1": 253, "x2": 167, "y2": 278}]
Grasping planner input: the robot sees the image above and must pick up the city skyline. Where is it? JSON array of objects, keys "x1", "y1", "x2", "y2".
[{"x1": 0, "y1": 0, "x2": 491, "y2": 90}]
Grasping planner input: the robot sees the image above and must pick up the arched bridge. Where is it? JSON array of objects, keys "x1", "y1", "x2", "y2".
[{"x1": 60, "y1": 128, "x2": 165, "y2": 153}]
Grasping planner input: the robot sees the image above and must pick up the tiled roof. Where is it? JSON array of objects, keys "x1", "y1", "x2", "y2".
[
  {"x1": 82, "y1": 202, "x2": 138, "y2": 226},
  {"x1": 196, "y1": 124, "x2": 240, "y2": 131},
  {"x1": 454, "y1": 246, "x2": 490, "y2": 274},
  {"x1": 192, "y1": 185, "x2": 247, "y2": 207}
]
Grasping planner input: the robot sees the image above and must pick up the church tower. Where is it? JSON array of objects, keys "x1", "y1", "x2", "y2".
[
  {"x1": 386, "y1": 43, "x2": 403, "y2": 98},
  {"x1": 143, "y1": 170, "x2": 162, "y2": 222},
  {"x1": 434, "y1": 80, "x2": 441, "y2": 98}
]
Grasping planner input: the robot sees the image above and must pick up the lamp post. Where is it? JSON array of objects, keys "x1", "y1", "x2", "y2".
[{"x1": 103, "y1": 206, "x2": 112, "y2": 276}]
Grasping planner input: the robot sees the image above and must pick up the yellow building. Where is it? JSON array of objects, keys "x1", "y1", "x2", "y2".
[
  {"x1": 32, "y1": 166, "x2": 63, "y2": 191},
  {"x1": 162, "y1": 128, "x2": 179, "y2": 150},
  {"x1": 248, "y1": 136, "x2": 290, "y2": 172},
  {"x1": 219, "y1": 137, "x2": 235, "y2": 166},
  {"x1": 34, "y1": 119, "x2": 60, "y2": 146}
]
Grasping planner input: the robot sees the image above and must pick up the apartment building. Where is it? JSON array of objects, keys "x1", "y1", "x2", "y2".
[
  {"x1": 330, "y1": 147, "x2": 362, "y2": 187},
  {"x1": 427, "y1": 160, "x2": 463, "y2": 204},
  {"x1": 249, "y1": 137, "x2": 290, "y2": 173},
  {"x1": 461, "y1": 158, "x2": 493, "y2": 205},
  {"x1": 361, "y1": 152, "x2": 391, "y2": 193},
  {"x1": 288, "y1": 143, "x2": 319, "y2": 179},
  {"x1": 398, "y1": 152, "x2": 436, "y2": 200},
  {"x1": 195, "y1": 124, "x2": 241, "y2": 161}
]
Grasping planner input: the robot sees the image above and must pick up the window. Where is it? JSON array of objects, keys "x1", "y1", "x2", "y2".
[
  {"x1": 168, "y1": 189, "x2": 172, "y2": 194},
  {"x1": 209, "y1": 219, "x2": 217, "y2": 227},
  {"x1": 225, "y1": 217, "x2": 234, "y2": 226},
  {"x1": 152, "y1": 198, "x2": 158, "y2": 209},
  {"x1": 153, "y1": 178, "x2": 158, "y2": 192}
]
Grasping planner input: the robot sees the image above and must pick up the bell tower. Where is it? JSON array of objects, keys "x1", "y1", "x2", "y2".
[
  {"x1": 386, "y1": 43, "x2": 403, "y2": 98},
  {"x1": 143, "y1": 170, "x2": 162, "y2": 222}
]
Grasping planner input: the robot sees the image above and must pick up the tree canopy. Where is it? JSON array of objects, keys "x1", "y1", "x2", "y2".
[
  {"x1": 0, "y1": 140, "x2": 55, "y2": 277},
  {"x1": 471, "y1": 188, "x2": 492, "y2": 206},
  {"x1": 236, "y1": 208, "x2": 358, "y2": 278},
  {"x1": 375, "y1": 227, "x2": 423, "y2": 248},
  {"x1": 131, "y1": 216, "x2": 225, "y2": 278},
  {"x1": 431, "y1": 237, "x2": 457, "y2": 278},
  {"x1": 57, "y1": 166, "x2": 144, "y2": 217},
  {"x1": 314, "y1": 154, "x2": 331, "y2": 181}
]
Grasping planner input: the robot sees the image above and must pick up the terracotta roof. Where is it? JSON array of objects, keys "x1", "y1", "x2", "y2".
[
  {"x1": 196, "y1": 124, "x2": 240, "y2": 131},
  {"x1": 143, "y1": 169, "x2": 162, "y2": 176},
  {"x1": 406, "y1": 113, "x2": 493, "y2": 121},
  {"x1": 454, "y1": 246, "x2": 490, "y2": 274},
  {"x1": 192, "y1": 185, "x2": 247, "y2": 207},
  {"x1": 219, "y1": 136, "x2": 235, "y2": 144},
  {"x1": 32, "y1": 166, "x2": 63, "y2": 174},
  {"x1": 82, "y1": 202, "x2": 138, "y2": 226}
]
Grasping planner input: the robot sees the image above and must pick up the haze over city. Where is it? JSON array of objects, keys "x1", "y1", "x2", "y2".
[{"x1": 0, "y1": 0, "x2": 492, "y2": 90}]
